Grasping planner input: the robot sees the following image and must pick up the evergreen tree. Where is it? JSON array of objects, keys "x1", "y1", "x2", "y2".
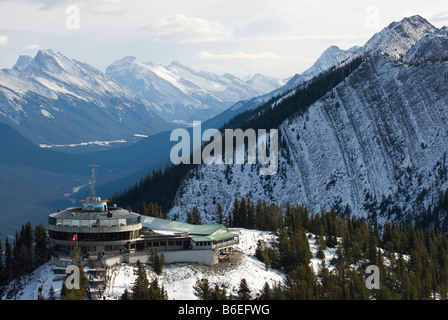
[
  {"x1": 187, "y1": 210, "x2": 194, "y2": 224},
  {"x1": 211, "y1": 283, "x2": 228, "y2": 300},
  {"x1": 216, "y1": 202, "x2": 225, "y2": 225},
  {"x1": 187, "y1": 206, "x2": 202, "y2": 225},
  {"x1": 231, "y1": 198, "x2": 240, "y2": 227},
  {"x1": 150, "y1": 248, "x2": 165, "y2": 275},
  {"x1": 142, "y1": 202, "x2": 149, "y2": 216},
  {"x1": 60, "y1": 282, "x2": 68, "y2": 299},
  {"x1": 192, "y1": 206, "x2": 202, "y2": 225},
  {"x1": 247, "y1": 199, "x2": 256, "y2": 229},
  {"x1": 316, "y1": 240, "x2": 326, "y2": 260},
  {"x1": 232, "y1": 197, "x2": 248, "y2": 228},
  {"x1": 120, "y1": 288, "x2": 131, "y2": 300},
  {"x1": 131, "y1": 260, "x2": 151, "y2": 300},
  {"x1": 34, "y1": 223, "x2": 48, "y2": 268},
  {"x1": 37, "y1": 285, "x2": 45, "y2": 300},
  {"x1": 346, "y1": 267, "x2": 369, "y2": 300},
  {"x1": 258, "y1": 282, "x2": 272, "y2": 300},
  {"x1": 4, "y1": 238, "x2": 13, "y2": 283},
  {"x1": 237, "y1": 278, "x2": 251, "y2": 300},
  {"x1": 255, "y1": 199, "x2": 267, "y2": 230},
  {"x1": 148, "y1": 277, "x2": 168, "y2": 300},
  {"x1": 48, "y1": 285, "x2": 56, "y2": 300},
  {"x1": 193, "y1": 278, "x2": 212, "y2": 300},
  {"x1": 13, "y1": 222, "x2": 34, "y2": 277},
  {"x1": 0, "y1": 240, "x2": 4, "y2": 286},
  {"x1": 271, "y1": 282, "x2": 286, "y2": 300},
  {"x1": 283, "y1": 264, "x2": 319, "y2": 299}
]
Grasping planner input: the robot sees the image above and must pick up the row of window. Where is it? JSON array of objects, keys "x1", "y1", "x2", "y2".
[
  {"x1": 48, "y1": 216, "x2": 140, "y2": 228},
  {"x1": 136, "y1": 240, "x2": 190, "y2": 250},
  {"x1": 49, "y1": 230, "x2": 140, "y2": 242},
  {"x1": 194, "y1": 237, "x2": 238, "y2": 247}
]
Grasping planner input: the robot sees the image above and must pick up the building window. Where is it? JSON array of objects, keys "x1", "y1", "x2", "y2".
[{"x1": 62, "y1": 219, "x2": 71, "y2": 227}]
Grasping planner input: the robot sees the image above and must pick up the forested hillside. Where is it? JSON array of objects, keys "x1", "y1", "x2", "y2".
[{"x1": 190, "y1": 199, "x2": 448, "y2": 300}]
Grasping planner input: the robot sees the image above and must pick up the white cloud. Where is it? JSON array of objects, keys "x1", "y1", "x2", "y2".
[
  {"x1": 134, "y1": 14, "x2": 233, "y2": 43},
  {"x1": 0, "y1": 35, "x2": 9, "y2": 46},
  {"x1": 428, "y1": 10, "x2": 448, "y2": 25},
  {"x1": 24, "y1": 43, "x2": 39, "y2": 49}
]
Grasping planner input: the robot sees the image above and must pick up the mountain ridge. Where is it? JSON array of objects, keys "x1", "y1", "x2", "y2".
[
  {"x1": 106, "y1": 57, "x2": 287, "y2": 123},
  {"x1": 164, "y1": 15, "x2": 448, "y2": 230}
]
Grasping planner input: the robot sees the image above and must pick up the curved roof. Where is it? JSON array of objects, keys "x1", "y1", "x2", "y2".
[
  {"x1": 49, "y1": 207, "x2": 140, "y2": 220},
  {"x1": 141, "y1": 216, "x2": 223, "y2": 236}
]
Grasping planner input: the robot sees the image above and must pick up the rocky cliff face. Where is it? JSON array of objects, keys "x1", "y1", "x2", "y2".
[{"x1": 168, "y1": 16, "x2": 448, "y2": 227}]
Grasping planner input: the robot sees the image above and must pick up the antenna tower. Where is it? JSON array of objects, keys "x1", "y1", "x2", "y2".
[{"x1": 88, "y1": 164, "x2": 100, "y2": 200}]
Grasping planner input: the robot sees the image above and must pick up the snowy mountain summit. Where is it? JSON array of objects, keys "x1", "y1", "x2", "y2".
[
  {"x1": 360, "y1": 15, "x2": 437, "y2": 58},
  {"x1": 106, "y1": 57, "x2": 286, "y2": 123}
]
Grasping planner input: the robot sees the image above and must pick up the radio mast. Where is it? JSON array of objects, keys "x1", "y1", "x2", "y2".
[{"x1": 88, "y1": 163, "x2": 100, "y2": 200}]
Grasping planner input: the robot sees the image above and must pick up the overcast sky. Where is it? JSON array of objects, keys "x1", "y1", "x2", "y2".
[{"x1": 0, "y1": 0, "x2": 447, "y2": 79}]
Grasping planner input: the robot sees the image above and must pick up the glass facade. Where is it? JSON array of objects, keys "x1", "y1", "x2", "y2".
[
  {"x1": 49, "y1": 230, "x2": 140, "y2": 242},
  {"x1": 48, "y1": 216, "x2": 141, "y2": 228}
]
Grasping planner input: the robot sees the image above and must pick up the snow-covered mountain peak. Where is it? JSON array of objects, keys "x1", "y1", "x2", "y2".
[
  {"x1": 361, "y1": 15, "x2": 437, "y2": 58},
  {"x1": 29, "y1": 49, "x2": 75, "y2": 75},
  {"x1": 166, "y1": 60, "x2": 192, "y2": 71},
  {"x1": 404, "y1": 25, "x2": 448, "y2": 62},
  {"x1": 106, "y1": 57, "x2": 286, "y2": 122},
  {"x1": 247, "y1": 73, "x2": 286, "y2": 94},
  {"x1": 12, "y1": 55, "x2": 33, "y2": 72},
  {"x1": 302, "y1": 45, "x2": 359, "y2": 78},
  {"x1": 111, "y1": 56, "x2": 138, "y2": 66},
  {"x1": 106, "y1": 56, "x2": 141, "y2": 77}
]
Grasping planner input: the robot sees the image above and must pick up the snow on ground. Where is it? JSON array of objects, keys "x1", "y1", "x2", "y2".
[
  {"x1": 104, "y1": 228, "x2": 285, "y2": 300},
  {"x1": 307, "y1": 233, "x2": 339, "y2": 274},
  {"x1": 1, "y1": 262, "x2": 65, "y2": 300},
  {"x1": 2, "y1": 229, "x2": 340, "y2": 300}
]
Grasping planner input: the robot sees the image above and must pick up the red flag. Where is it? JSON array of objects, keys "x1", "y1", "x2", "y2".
[{"x1": 72, "y1": 234, "x2": 77, "y2": 242}]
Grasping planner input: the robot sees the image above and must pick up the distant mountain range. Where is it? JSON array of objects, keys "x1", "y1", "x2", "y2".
[
  {"x1": 0, "y1": 49, "x2": 287, "y2": 152},
  {"x1": 0, "y1": 49, "x2": 173, "y2": 150},
  {"x1": 106, "y1": 57, "x2": 287, "y2": 123}
]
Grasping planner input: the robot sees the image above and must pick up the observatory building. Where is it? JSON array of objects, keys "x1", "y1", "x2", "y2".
[{"x1": 48, "y1": 165, "x2": 238, "y2": 266}]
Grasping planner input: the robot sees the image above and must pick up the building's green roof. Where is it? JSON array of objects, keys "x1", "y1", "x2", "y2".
[
  {"x1": 190, "y1": 232, "x2": 238, "y2": 243},
  {"x1": 141, "y1": 216, "x2": 225, "y2": 236}
]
